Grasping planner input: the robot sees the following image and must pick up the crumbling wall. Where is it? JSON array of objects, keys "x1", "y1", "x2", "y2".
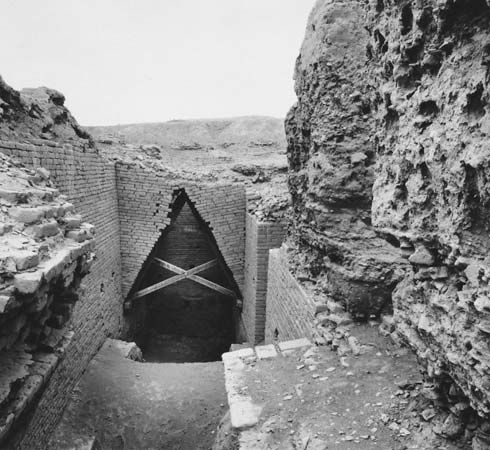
[
  {"x1": 0, "y1": 153, "x2": 94, "y2": 447},
  {"x1": 288, "y1": 0, "x2": 490, "y2": 444},
  {"x1": 0, "y1": 78, "x2": 123, "y2": 449},
  {"x1": 285, "y1": 0, "x2": 407, "y2": 322},
  {"x1": 367, "y1": 0, "x2": 490, "y2": 430},
  {"x1": 243, "y1": 214, "x2": 286, "y2": 344}
]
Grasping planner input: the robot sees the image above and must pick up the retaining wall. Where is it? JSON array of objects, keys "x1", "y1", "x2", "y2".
[
  {"x1": 242, "y1": 214, "x2": 286, "y2": 344},
  {"x1": 0, "y1": 139, "x2": 122, "y2": 450},
  {"x1": 265, "y1": 246, "x2": 315, "y2": 342}
]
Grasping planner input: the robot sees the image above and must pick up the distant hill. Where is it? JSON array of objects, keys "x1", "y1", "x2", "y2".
[
  {"x1": 86, "y1": 116, "x2": 286, "y2": 150},
  {"x1": 86, "y1": 115, "x2": 290, "y2": 222}
]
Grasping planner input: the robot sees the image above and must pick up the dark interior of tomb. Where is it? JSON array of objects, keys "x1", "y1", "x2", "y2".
[{"x1": 127, "y1": 191, "x2": 239, "y2": 363}]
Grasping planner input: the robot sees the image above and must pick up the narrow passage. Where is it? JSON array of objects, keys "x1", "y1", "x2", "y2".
[{"x1": 50, "y1": 341, "x2": 227, "y2": 450}]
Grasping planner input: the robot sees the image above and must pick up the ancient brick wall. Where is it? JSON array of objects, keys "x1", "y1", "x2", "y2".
[
  {"x1": 115, "y1": 163, "x2": 246, "y2": 301},
  {"x1": 243, "y1": 214, "x2": 286, "y2": 344},
  {"x1": 265, "y1": 246, "x2": 315, "y2": 343},
  {"x1": 0, "y1": 139, "x2": 122, "y2": 450}
]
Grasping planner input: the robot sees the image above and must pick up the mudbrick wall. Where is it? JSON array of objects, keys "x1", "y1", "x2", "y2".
[
  {"x1": 242, "y1": 214, "x2": 286, "y2": 344},
  {"x1": 0, "y1": 153, "x2": 95, "y2": 447},
  {"x1": 0, "y1": 81, "x2": 123, "y2": 449},
  {"x1": 264, "y1": 246, "x2": 316, "y2": 342},
  {"x1": 141, "y1": 201, "x2": 235, "y2": 334},
  {"x1": 0, "y1": 140, "x2": 122, "y2": 450},
  {"x1": 287, "y1": 0, "x2": 490, "y2": 445},
  {"x1": 115, "y1": 162, "x2": 246, "y2": 302}
]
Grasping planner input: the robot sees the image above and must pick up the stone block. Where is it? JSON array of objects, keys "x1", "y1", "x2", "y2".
[
  {"x1": 10, "y1": 206, "x2": 45, "y2": 224},
  {"x1": 66, "y1": 229, "x2": 89, "y2": 243},
  {"x1": 63, "y1": 214, "x2": 82, "y2": 230},
  {"x1": 32, "y1": 220, "x2": 60, "y2": 239},
  {"x1": 225, "y1": 347, "x2": 255, "y2": 361},
  {"x1": 278, "y1": 338, "x2": 311, "y2": 353},
  {"x1": 104, "y1": 339, "x2": 143, "y2": 361},
  {"x1": 255, "y1": 344, "x2": 277, "y2": 359},
  {"x1": 14, "y1": 270, "x2": 43, "y2": 294},
  {"x1": 13, "y1": 250, "x2": 39, "y2": 271},
  {"x1": 40, "y1": 247, "x2": 72, "y2": 282}
]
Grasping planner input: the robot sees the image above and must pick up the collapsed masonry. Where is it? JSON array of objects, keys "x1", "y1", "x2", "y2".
[{"x1": 0, "y1": 153, "x2": 94, "y2": 444}]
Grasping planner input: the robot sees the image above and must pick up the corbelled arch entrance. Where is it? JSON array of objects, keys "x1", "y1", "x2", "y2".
[{"x1": 125, "y1": 189, "x2": 242, "y2": 362}]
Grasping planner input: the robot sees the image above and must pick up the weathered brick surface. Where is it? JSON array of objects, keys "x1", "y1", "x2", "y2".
[
  {"x1": 0, "y1": 140, "x2": 122, "y2": 450},
  {"x1": 265, "y1": 247, "x2": 315, "y2": 343},
  {"x1": 115, "y1": 163, "x2": 246, "y2": 300},
  {"x1": 243, "y1": 214, "x2": 286, "y2": 344}
]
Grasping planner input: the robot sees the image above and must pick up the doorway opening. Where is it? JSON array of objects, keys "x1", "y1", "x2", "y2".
[{"x1": 126, "y1": 189, "x2": 241, "y2": 362}]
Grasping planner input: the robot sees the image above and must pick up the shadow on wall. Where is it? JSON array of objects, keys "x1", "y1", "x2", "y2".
[{"x1": 124, "y1": 189, "x2": 242, "y2": 362}]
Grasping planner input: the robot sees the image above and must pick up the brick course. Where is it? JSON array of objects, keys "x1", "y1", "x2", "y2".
[
  {"x1": 265, "y1": 246, "x2": 315, "y2": 342},
  {"x1": 243, "y1": 214, "x2": 286, "y2": 344}
]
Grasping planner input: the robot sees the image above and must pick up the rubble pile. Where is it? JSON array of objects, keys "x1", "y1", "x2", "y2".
[{"x1": 0, "y1": 153, "x2": 94, "y2": 442}]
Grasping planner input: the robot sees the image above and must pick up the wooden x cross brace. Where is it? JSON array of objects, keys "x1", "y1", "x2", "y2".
[{"x1": 131, "y1": 258, "x2": 237, "y2": 300}]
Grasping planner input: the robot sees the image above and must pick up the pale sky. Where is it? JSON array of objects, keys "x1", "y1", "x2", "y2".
[{"x1": 1, "y1": 0, "x2": 316, "y2": 126}]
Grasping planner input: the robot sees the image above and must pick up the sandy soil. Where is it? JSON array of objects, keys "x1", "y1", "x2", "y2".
[{"x1": 50, "y1": 342, "x2": 227, "y2": 450}]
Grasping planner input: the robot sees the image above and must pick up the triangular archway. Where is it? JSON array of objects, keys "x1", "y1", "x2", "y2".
[{"x1": 125, "y1": 189, "x2": 241, "y2": 362}]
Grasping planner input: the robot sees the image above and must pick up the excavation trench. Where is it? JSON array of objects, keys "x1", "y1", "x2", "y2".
[
  {"x1": 52, "y1": 192, "x2": 245, "y2": 448},
  {"x1": 52, "y1": 193, "x2": 242, "y2": 449}
]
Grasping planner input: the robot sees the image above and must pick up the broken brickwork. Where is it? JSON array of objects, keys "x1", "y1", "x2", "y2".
[
  {"x1": 0, "y1": 153, "x2": 94, "y2": 447},
  {"x1": 0, "y1": 139, "x2": 122, "y2": 449}
]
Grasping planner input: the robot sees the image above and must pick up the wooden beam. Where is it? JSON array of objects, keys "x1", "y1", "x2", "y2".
[
  {"x1": 131, "y1": 258, "x2": 235, "y2": 301},
  {"x1": 131, "y1": 274, "x2": 186, "y2": 299},
  {"x1": 187, "y1": 259, "x2": 218, "y2": 275},
  {"x1": 153, "y1": 258, "x2": 185, "y2": 275},
  {"x1": 153, "y1": 258, "x2": 217, "y2": 276},
  {"x1": 187, "y1": 274, "x2": 236, "y2": 298}
]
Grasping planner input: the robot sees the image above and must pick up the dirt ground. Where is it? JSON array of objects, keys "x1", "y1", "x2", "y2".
[
  {"x1": 49, "y1": 342, "x2": 227, "y2": 450},
  {"x1": 236, "y1": 326, "x2": 471, "y2": 450}
]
